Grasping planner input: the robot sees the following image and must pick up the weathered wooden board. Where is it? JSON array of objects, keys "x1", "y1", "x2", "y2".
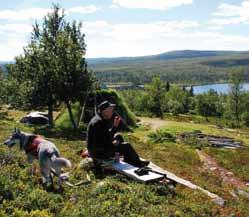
[
  {"x1": 148, "y1": 161, "x2": 225, "y2": 206},
  {"x1": 178, "y1": 131, "x2": 242, "y2": 149}
]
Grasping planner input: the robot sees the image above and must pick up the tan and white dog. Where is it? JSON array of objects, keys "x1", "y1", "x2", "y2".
[{"x1": 4, "y1": 128, "x2": 71, "y2": 187}]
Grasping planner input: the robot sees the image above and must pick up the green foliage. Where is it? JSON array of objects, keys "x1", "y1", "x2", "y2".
[
  {"x1": 55, "y1": 89, "x2": 136, "y2": 130},
  {"x1": 2, "y1": 110, "x2": 249, "y2": 216},
  {"x1": 90, "y1": 51, "x2": 249, "y2": 85},
  {"x1": 6, "y1": 4, "x2": 93, "y2": 128},
  {"x1": 0, "y1": 68, "x2": 4, "y2": 104},
  {"x1": 148, "y1": 129, "x2": 176, "y2": 143},
  {"x1": 120, "y1": 71, "x2": 249, "y2": 129},
  {"x1": 228, "y1": 68, "x2": 244, "y2": 127},
  {"x1": 55, "y1": 103, "x2": 83, "y2": 130},
  {"x1": 96, "y1": 89, "x2": 136, "y2": 127},
  {"x1": 144, "y1": 76, "x2": 165, "y2": 118},
  {"x1": 165, "y1": 85, "x2": 193, "y2": 115},
  {"x1": 120, "y1": 89, "x2": 153, "y2": 117},
  {"x1": 178, "y1": 131, "x2": 209, "y2": 149},
  {"x1": 120, "y1": 80, "x2": 194, "y2": 117},
  {"x1": 206, "y1": 146, "x2": 249, "y2": 182},
  {"x1": 195, "y1": 89, "x2": 223, "y2": 121}
]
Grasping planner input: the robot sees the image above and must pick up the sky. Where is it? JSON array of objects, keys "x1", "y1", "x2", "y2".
[{"x1": 0, "y1": 0, "x2": 249, "y2": 61}]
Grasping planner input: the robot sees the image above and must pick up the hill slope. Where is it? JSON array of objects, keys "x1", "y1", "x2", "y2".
[
  {"x1": 1, "y1": 110, "x2": 249, "y2": 216},
  {"x1": 88, "y1": 50, "x2": 249, "y2": 85}
]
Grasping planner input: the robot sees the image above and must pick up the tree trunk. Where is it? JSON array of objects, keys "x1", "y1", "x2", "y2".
[
  {"x1": 77, "y1": 95, "x2": 88, "y2": 128},
  {"x1": 48, "y1": 103, "x2": 54, "y2": 128},
  {"x1": 205, "y1": 114, "x2": 209, "y2": 122},
  {"x1": 65, "y1": 100, "x2": 77, "y2": 129}
]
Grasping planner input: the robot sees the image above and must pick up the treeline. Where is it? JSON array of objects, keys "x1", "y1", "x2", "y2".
[
  {"x1": 0, "y1": 5, "x2": 93, "y2": 129},
  {"x1": 120, "y1": 69, "x2": 249, "y2": 128},
  {"x1": 91, "y1": 56, "x2": 249, "y2": 85}
]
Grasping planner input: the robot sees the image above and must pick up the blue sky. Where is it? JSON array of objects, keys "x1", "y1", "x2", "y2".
[{"x1": 0, "y1": 0, "x2": 249, "y2": 61}]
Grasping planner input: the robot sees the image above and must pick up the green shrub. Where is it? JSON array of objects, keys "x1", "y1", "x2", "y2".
[
  {"x1": 55, "y1": 89, "x2": 136, "y2": 130},
  {"x1": 96, "y1": 89, "x2": 136, "y2": 127},
  {"x1": 11, "y1": 209, "x2": 52, "y2": 217},
  {"x1": 148, "y1": 129, "x2": 176, "y2": 143},
  {"x1": 0, "y1": 175, "x2": 14, "y2": 203},
  {"x1": 55, "y1": 102, "x2": 84, "y2": 130}
]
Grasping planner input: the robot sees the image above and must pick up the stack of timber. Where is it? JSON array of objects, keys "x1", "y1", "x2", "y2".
[{"x1": 178, "y1": 131, "x2": 242, "y2": 149}]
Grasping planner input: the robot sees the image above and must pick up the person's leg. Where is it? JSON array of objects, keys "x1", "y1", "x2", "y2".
[
  {"x1": 115, "y1": 142, "x2": 149, "y2": 167},
  {"x1": 113, "y1": 133, "x2": 124, "y2": 143}
]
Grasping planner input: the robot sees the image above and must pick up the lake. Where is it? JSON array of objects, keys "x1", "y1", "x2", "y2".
[{"x1": 192, "y1": 83, "x2": 249, "y2": 94}]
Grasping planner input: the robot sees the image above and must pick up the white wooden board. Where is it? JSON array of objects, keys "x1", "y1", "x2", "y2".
[
  {"x1": 112, "y1": 161, "x2": 164, "y2": 183},
  {"x1": 148, "y1": 161, "x2": 225, "y2": 206},
  {"x1": 111, "y1": 159, "x2": 224, "y2": 206}
]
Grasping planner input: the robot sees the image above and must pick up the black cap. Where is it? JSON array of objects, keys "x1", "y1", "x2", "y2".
[{"x1": 97, "y1": 100, "x2": 116, "y2": 113}]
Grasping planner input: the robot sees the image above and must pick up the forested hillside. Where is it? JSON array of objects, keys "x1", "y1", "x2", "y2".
[
  {"x1": 2, "y1": 51, "x2": 249, "y2": 85},
  {"x1": 88, "y1": 50, "x2": 249, "y2": 85}
]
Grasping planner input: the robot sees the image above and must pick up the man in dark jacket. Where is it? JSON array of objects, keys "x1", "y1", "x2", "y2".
[{"x1": 87, "y1": 100, "x2": 149, "y2": 168}]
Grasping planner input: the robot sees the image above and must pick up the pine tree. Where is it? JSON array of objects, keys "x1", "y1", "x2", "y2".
[
  {"x1": 8, "y1": 4, "x2": 93, "y2": 128},
  {"x1": 229, "y1": 68, "x2": 244, "y2": 127}
]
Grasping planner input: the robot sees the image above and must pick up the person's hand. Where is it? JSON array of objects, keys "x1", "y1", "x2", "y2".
[
  {"x1": 113, "y1": 116, "x2": 121, "y2": 127},
  {"x1": 112, "y1": 139, "x2": 120, "y2": 145}
]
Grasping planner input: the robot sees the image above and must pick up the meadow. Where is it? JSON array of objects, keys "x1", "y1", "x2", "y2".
[{"x1": 1, "y1": 109, "x2": 249, "y2": 216}]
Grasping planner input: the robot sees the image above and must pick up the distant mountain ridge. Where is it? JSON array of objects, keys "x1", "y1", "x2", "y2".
[
  {"x1": 87, "y1": 50, "x2": 249, "y2": 65},
  {"x1": 1, "y1": 50, "x2": 249, "y2": 85},
  {"x1": 87, "y1": 50, "x2": 249, "y2": 85}
]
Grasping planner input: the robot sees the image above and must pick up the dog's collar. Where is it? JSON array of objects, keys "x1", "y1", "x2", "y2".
[{"x1": 24, "y1": 136, "x2": 42, "y2": 157}]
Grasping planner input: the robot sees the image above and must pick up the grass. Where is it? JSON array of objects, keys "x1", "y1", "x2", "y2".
[
  {"x1": 1, "y1": 110, "x2": 249, "y2": 216},
  {"x1": 54, "y1": 102, "x2": 82, "y2": 130}
]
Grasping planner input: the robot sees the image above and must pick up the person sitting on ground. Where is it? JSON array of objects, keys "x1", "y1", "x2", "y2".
[{"x1": 87, "y1": 100, "x2": 149, "y2": 168}]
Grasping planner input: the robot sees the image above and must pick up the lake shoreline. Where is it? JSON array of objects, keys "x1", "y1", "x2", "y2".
[{"x1": 189, "y1": 82, "x2": 249, "y2": 94}]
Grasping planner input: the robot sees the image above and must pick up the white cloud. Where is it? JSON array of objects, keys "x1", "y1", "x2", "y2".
[
  {"x1": 0, "y1": 34, "x2": 28, "y2": 61},
  {"x1": 0, "y1": 8, "x2": 50, "y2": 21},
  {"x1": 1, "y1": 18, "x2": 249, "y2": 61},
  {"x1": 84, "y1": 20, "x2": 199, "y2": 41},
  {"x1": 112, "y1": 0, "x2": 193, "y2": 10},
  {"x1": 0, "y1": 5, "x2": 99, "y2": 21},
  {"x1": 109, "y1": 4, "x2": 119, "y2": 9},
  {"x1": 86, "y1": 29, "x2": 249, "y2": 58},
  {"x1": 0, "y1": 23, "x2": 32, "y2": 60},
  {"x1": 212, "y1": 3, "x2": 242, "y2": 17},
  {"x1": 68, "y1": 5, "x2": 100, "y2": 14},
  {"x1": 210, "y1": 1, "x2": 249, "y2": 26},
  {"x1": 83, "y1": 21, "x2": 112, "y2": 35},
  {"x1": 82, "y1": 20, "x2": 249, "y2": 58},
  {"x1": 83, "y1": 20, "x2": 249, "y2": 57},
  {"x1": 0, "y1": 23, "x2": 32, "y2": 33},
  {"x1": 110, "y1": 21, "x2": 199, "y2": 40}
]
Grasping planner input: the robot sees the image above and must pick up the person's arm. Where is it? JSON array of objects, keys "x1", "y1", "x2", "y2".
[{"x1": 109, "y1": 115, "x2": 121, "y2": 137}]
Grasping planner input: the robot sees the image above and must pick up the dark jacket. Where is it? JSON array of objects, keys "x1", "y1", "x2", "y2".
[{"x1": 87, "y1": 113, "x2": 117, "y2": 159}]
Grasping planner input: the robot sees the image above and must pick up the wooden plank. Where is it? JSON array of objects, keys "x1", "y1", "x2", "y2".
[
  {"x1": 112, "y1": 161, "x2": 164, "y2": 183},
  {"x1": 148, "y1": 161, "x2": 225, "y2": 206}
]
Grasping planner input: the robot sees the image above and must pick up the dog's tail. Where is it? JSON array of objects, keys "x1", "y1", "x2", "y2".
[{"x1": 51, "y1": 156, "x2": 72, "y2": 168}]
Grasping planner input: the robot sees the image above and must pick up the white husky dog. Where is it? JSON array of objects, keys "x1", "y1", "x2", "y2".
[{"x1": 4, "y1": 128, "x2": 71, "y2": 187}]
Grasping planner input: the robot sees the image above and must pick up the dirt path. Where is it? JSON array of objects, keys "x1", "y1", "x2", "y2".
[
  {"x1": 138, "y1": 117, "x2": 168, "y2": 131},
  {"x1": 197, "y1": 150, "x2": 248, "y2": 190},
  {"x1": 139, "y1": 116, "x2": 249, "y2": 191}
]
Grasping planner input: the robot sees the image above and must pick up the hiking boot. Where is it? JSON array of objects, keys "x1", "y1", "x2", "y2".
[{"x1": 138, "y1": 160, "x2": 150, "y2": 168}]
